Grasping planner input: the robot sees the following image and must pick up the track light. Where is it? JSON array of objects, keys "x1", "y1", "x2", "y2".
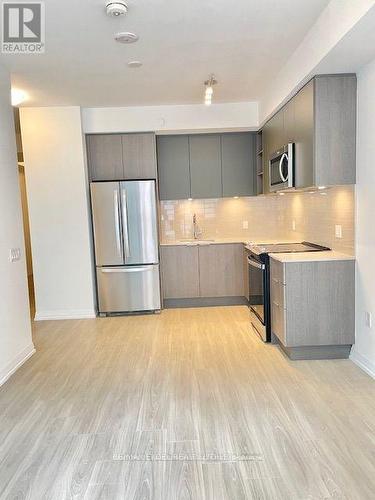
[{"x1": 204, "y1": 75, "x2": 217, "y2": 105}]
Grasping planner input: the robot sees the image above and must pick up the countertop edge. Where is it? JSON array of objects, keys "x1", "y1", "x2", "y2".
[{"x1": 269, "y1": 251, "x2": 356, "y2": 263}]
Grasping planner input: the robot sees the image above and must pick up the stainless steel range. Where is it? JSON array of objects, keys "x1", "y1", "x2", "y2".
[{"x1": 245, "y1": 241, "x2": 330, "y2": 342}]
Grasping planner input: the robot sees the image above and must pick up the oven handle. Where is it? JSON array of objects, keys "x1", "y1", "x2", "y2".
[{"x1": 247, "y1": 256, "x2": 265, "y2": 270}]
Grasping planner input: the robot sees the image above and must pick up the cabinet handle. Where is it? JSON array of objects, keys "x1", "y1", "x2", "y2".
[{"x1": 272, "y1": 278, "x2": 279, "y2": 284}]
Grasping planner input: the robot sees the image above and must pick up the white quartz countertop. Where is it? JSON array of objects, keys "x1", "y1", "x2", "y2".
[
  {"x1": 269, "y1": 251, "x2": 355, "y2": 263},
  {"x1": 160, "y1": 238, "x2": 248, "y2": 246},
  {"x1": 160, "y1": 238, "x2": 298, "y2": 247}
]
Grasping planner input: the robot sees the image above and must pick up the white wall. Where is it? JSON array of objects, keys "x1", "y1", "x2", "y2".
[
  {"x1": 0, "y1": 66, "x2": 34, "y2": 386},
  {"x1": 20, "y1": 107, "x2": 95, "y2": 320},
  {"x1": 260, "y1": 0, "x2": 375, "y2": 122},
  {"x1": 350, "y1": 57, "x2": 375, "y2": 378},
  {"x1": 82, "y1": 101, "x2": 259, "y2": 134}
]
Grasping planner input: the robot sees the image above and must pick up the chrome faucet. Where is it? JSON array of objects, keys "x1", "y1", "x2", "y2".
[{"x1": 193, "y1": 213, "x2": 202, "y2": 240}]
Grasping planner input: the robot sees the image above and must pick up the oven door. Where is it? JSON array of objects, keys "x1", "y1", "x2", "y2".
[
  {"x1": 248, "y1": 254, "x2": 266, "y2": 325},
  {"x1": 269, "y1": 143, "x2": 294, "y2": 192}
]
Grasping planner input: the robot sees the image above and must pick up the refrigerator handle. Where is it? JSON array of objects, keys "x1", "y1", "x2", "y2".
[
  {"x1": 113, "y1": 189, "x2": 122, "y2": 259},
  {"x1": 121, "y1": 189, "x2": 130, "y2": 259}
]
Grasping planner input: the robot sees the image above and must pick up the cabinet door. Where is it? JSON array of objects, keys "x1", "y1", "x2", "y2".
[
  {"x1": 283, "y1": 99, "x2": 295, "y2": 145},
  {"x1": 293, "y1": 80, "x2": 314, "y2": 188},
  {"x1": 122, "y1": 133, "x2": 157, "y2": 179},
  {"x1": 314, "y1": 75, "x2": 356, "y2": 186},
  {"x1": 160, "y1": 246, "x2": 200, "y2": 299},
  {"x1": 221, "y1": 133, "x2": 256, "y2": 197},
  {"x1": 87, "y1": 134, "x2": 123, "y2": 181},
  {"x1": 262, "y1": 112, "x2": 284, "y2": 195},
  {"x1": 199, "y1": 244, "x2": 244, "y2": 297},
  {"x1": 157, "y1": 135, "x2": 190, "y2": 200},
  {"x1": 189, "y1": 135, "x2": 222, "y2": 199}
]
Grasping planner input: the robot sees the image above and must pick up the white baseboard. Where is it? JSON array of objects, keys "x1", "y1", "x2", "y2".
[
  {"x1": 350, "y1": 348, "x2": 375, "y2": 380},
  {"x1": 34, "y1": 309, "x2": 97, "y2": 321},
  {"x1": 0, "y1": 343, "x2": 36, "y2": 387}
]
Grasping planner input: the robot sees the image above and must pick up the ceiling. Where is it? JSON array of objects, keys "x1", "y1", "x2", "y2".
[{"x1": 0, "y1": 0, "x2": 330, "y2": 107}]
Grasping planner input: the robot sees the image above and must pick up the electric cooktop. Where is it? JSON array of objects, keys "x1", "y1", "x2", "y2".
[{"x1": 248, "y1": 241, "x2": 330, "y2": 257}]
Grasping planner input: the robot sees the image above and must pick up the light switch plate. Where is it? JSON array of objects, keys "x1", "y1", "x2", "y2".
[
  {"x1": 9, "y1": 248, "x2": 21, "y2": 262},
  {"x1": 366, "y1": 311, "x2": 372, "y2": 328},
  {"x1": 292, "y1": 220, "x2": 296, "y2": 231},
  {"x1": 335, "y1": 225, "x2": 343, "y2": 239},
  {"x1": 242, "y1": 221, "x2": 248, "y2": 229}
]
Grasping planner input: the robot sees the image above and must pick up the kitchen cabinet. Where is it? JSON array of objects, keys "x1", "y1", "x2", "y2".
[
  {"x1": 262, "y1": 74, "x2": 356, "y2": 193},
  {"x1": 221, "y1": 133, "x2": 256, "y2": 197},
  {"x1": 262, "y1": 111, "x2": 284, "y2": 194},
  {"x1": 160, "y1": 243, "x2": 245, "y2": 301},
  {"x1": 189, "y1": 135, "x2": 222, "y2": 199},
  {"x1": 199, "y1": 244, "x2": 245, "y2": 297},
  {"x1": 157, "y1": 135, "x2": 191, "y2": 201},
  {"x1": 293, "y1": 79, "x2": 314, "y2": 188},
  {"x1": 157, "y1": 132, "x2": 257, "y2": 200},
  {"x1": 270, "y1": 257, "x2": 355, "y2": 359},
  {"x1": 160, "y1": 245, "x2": 200, "y2": 299},
  {"x1": 87, "y1": 133, "x2": 157, "y2": 181},
  {"x1": 87, "y1": 134, "x2": 123, "y2": 181},
  {"x1": 121, "y1": 133, "x2": 157, "y2": 179}
]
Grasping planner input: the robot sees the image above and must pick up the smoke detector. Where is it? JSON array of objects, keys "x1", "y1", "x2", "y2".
[
  {"x1": 106, "y1": 1, "x2": 128, "y2": 17},
  {"x1": 115, "y1": 32, "x2": 139, "y2": 43}
]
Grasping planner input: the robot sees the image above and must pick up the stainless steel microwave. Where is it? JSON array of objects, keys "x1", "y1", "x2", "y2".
[{"x1": 269, "y1": 143, "x2": 294, "y2": 192}]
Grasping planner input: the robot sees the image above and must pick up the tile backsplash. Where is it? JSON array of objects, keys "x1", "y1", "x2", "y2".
[{"x1": 160, "y1": 186, "x2": 355, "y2": 255}]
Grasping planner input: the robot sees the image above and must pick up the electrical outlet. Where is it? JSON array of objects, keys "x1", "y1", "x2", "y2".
[
  {"x1": 365, "y1": 311, "x2": 372, "y2": 328},
  {"x1": 292, "y1": 220, "x2": 296, "y2": 231},
  {"x1": 9, "y1": 248, "x2": 21, "y2": 262},
  {"x1": 242, "y1": 220, "x2": 248, "y2": 230},
  {"x1": 335, "y1": 225, "x2": 343, "y2": 239}
]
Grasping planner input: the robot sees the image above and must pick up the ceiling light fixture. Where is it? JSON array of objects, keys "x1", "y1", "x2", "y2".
[
  {"x1": 11, "y1": 88, "x2": 28, "y2": 107},
  {"x1": 115, "y1": 32, "x2": 139, "y2": 44},
  {"x1": 106, "y1": 1, "x2": 128, "y2": 17},
  {"x1": 127, "y1": 60, "x2": 143, "y2": 68},
  {"x1": 204, "y1": 74, "x2": 217, "y2": 106}
]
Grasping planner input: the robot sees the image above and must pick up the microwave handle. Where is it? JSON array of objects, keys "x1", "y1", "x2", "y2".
[{"x1": 279, "y1": 153, "x2": 288, "y2": 182}]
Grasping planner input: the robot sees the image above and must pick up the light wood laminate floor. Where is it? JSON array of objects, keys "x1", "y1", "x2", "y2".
[{"x1": 0, "y1": 306, "x2": 374, "y2": 499}]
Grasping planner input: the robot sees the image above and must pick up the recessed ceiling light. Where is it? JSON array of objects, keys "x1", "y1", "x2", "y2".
[
  {"x1": 11, "y1": 88, "x2": 28, "y2": 106},
  {"x1": 127, "y1": 61, "x2": 143, "y2": 68},
  {"x1": 115, "y1": 32, "x2": 139, "y2": 44}
]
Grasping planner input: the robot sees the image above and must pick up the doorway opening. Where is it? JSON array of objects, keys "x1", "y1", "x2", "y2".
[{"x1": 14, "y1": 108, "x2": 35, "y2": 318}]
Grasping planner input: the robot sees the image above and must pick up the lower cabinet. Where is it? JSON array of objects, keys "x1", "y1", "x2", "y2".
[
  {"x1": 160, "y1": 245, "x2": 199, "y2": 299},
  {"x1": 270, "y1": 257, "x2": 355, "y2": 359},
  {"x1": 199, "y1": 244, "x2": 244, "y2": 297},
  {"x1": 160, "y1": 243, "x2": 245, "y2": 299}
]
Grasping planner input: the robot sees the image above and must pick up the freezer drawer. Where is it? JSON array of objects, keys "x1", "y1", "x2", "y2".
[{"x1": 97, "y1": 265, "x2": 161, "y2": 313}]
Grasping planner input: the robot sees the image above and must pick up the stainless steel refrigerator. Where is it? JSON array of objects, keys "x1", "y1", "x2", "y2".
[{"x1": 90, "y1": 180, "x2": 161, "y2": 314}]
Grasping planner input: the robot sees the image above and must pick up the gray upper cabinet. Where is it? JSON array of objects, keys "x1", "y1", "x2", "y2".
[
  {"x1": 122, "y1": 133, "x2": 157, "y2": 180},
  {"x1": 157, "y1": 135, "x2": 191, "y2": 200},
  {"x1": 86, "y1": 133, "x2": 157, "y2": 181},
  {"x1": 221, "y1": 133, "x2": 255, "y2": 197},
  {"x1": 294, "y1": 79, "x2": 314, "y2": 188},
  {"x1": 189, "y1": 135, "x2": 222, "y2": 199},
  {"x1": 87, "y1": 134, "x2": 123, "y2": 181},
  {"x1": 314, "y1": 75, "x2": 356, "y2": 186},
  {"x1": 157, "y1": 132, "x2": 256, "y2": 200},
  {"x1": 262, "y1": 74, "x2": 356, "y2": 192}
]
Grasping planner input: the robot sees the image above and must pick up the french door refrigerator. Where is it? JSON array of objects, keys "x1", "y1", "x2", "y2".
[{"x1": 90, "y1": 180, "x2": 161, "y2": 314}]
